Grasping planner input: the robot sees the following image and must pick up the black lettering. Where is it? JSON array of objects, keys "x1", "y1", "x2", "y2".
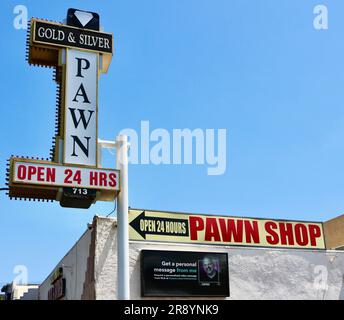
[
  {"x1": 68, "y1": 108, "x2": 94, "y2": 129},
  {"x1": 71, "y1": 135, "x2": 91, "y2": 157},
  {"x1": 72, "y1": 83, "x2": 90, "y2": 103},
  {"x1": 75, "y1": 58, "x2": 90, "y2": 78}
]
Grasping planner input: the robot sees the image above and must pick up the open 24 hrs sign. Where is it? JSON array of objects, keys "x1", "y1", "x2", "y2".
[{"x1": 12, "y1": 159, "x2": 119, "y2": 191}]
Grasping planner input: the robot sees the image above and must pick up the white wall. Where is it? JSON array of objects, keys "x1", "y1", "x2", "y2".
[
  {"x1": 93, "y1": 217, "x2": 344, "y2": 300},
  {"x1": 39, "y1": 228, "x2": 92, "y2": 300},
  {"x1": 94, "y1": 217, "x2": 118, "y2": 299},
  {"x1": 21, "y1": 287, "x2": 39, "y2": 300},
  {"x1": 12, "y1": 284, "x2": 39, "y2": 300}
]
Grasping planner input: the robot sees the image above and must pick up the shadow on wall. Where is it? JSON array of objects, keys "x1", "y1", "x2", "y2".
[
  {"x1": 130, "y1": 251, "x2": 141, "y2": 299},
  {"x1": 97, "y1": 223, "x2": 117, "y2": 276}
]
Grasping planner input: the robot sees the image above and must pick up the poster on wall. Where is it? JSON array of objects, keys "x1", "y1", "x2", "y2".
[{"x1": 141, "y1": 250, "x2": 230, "y2": 297}]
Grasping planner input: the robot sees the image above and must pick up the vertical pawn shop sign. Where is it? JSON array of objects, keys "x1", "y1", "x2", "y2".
[{"x1": 6, "y1": 9, "x2": 119, "y2": 208}]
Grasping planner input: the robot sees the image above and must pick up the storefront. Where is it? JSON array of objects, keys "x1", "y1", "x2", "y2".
[{"x1": 38, "y1": 210, "x2": 344, "y2": 300}]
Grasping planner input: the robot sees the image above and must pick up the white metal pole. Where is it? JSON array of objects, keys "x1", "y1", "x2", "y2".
[{"x1": 115, "y1": 134, "x2": 130, "y2": 300}]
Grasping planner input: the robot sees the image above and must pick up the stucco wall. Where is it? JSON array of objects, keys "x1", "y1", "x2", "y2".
[
  {"x1": 94, "y1": 216, "x2": 118, "y2": 299},
  {"x1": 93, "y1": 217, "x2": 344, "y2": 300},
  {"x1": 39, "y1": 228, "x2": 92, "y2": 300}
]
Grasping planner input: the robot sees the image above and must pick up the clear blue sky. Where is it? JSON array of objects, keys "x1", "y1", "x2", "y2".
[{"x1": 1, "y1": 0, "x2": 344, "y2": 285}]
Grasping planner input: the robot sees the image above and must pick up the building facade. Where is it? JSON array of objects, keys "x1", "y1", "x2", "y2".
[
  {"x1": 1, "y1": 283, "x2": 39, "y2": 300},
  {"x1": 38, "y1": 215, "x2": 344, "y2": 300}
]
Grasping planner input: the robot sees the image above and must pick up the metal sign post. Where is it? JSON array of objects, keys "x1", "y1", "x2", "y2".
[
  {"x1": 98, "y1": 135, "x2": 130, "y2": 299},
  {"x1": 116, "y1": 135, "x2": 130, "y2": 300}
]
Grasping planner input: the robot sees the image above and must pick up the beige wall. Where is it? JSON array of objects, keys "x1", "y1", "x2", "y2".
[{"x1": 324, "y1": 215, "x2": 344, "y2": 249}]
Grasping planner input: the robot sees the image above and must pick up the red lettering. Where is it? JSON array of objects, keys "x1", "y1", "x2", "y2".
[
  {"x1": 37, "y1": 167, "x2": 44, "y2": 182},
  {"x1": 309, "y1": 224, "x2": 322, "y2": 246},
  {"x1": 64, "y1": 169, "x2": 73, "y2": 184},
  {"x1": 73, "y1": 170, "x2": 81, "y2": 184},
  {"x1": 245, "y1": 220, "x2": 260, "y2": 243},
  {"x1": 295, "y1": 224, "x2": 308, "y2": 246},
  {"x1": 46, "y1": 168, "x2": 56, "y2": 182},
  {"x1": 17, "y1": 165, "x2": 26, "y2": 180},
  {"x1": 90, "y1": 172, "x2": 98, "y2": 186},
  {"x1": 279, "y1": 222, "x2": 294, "y2": 245},
  {"x1": 109, "y1": 173, "x2": 117, "y2": 187},
  {"x1": 28, "y1": 166, "x2": 37, "y2": 180},
  {"x1": 265, "y1": 222, "x2": 279, "y2": 245},
  {"x1": 204, "y1": 218, "x2": 221, "y2": 241},
  {"x1": 189, "y1": 216, "x2": 204, "y2": 240},
  {"x1": 99, "y1": 172, "x2": 107, "y2": 186},
  {"x1": 219, "y1": 218, "x2": 243, "y2": 242}
]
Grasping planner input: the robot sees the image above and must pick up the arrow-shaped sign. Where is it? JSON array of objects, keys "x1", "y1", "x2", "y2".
[{"x1": 129, "y1": 211, "x2": 189, "y2": 240}]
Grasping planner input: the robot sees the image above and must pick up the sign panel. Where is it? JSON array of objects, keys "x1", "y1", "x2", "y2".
[
  {"x1": 64, "y1": 49, "x2": 98, "y2": 166},
  {"x1": 48, "y1": 278, "x2": 66, "y2": 300},
  {"x1": 50, "y1": 267, "x2": 63, "y2": 285},
  {"x1": 129, "y1": 209, "x2": 326, "y2": 249},
  {"x1": 33, "y1": 20, "x2": 113, "y2": 53},
  {"x1": 12, "y1": 160, "x2": 119, "y2": 191},
  {"x1": 141, "y1": 250, "x2": 230, "y2": 297},
  {"x1": 67, "y1": 8, "x2": 100, "y2": 31},
  {"x1": 7, "y1": 9, "x2": 116, "y2": 208}
]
